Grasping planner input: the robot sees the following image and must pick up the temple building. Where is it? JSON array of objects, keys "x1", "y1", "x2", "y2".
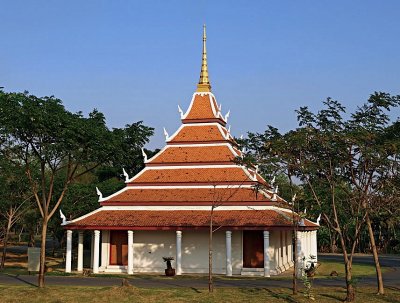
[{"x1": 63, "y1": 26, "x2": 318, "y2": 277}]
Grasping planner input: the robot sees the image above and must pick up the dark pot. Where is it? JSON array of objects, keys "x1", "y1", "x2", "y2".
[{"x1": 165, "y1": 268, "x2": 176, "y2": 276}]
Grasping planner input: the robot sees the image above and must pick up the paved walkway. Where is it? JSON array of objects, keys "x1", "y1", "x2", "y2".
[{"x1": 0, "y1": 254, "x2": 398, "y2": 289}]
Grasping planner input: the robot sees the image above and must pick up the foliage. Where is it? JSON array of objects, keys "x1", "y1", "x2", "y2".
[
  {"x1": 242, "y1": 92, "x2": 400, "y2": 301},
  {"x1": 0, "y1": 90, "x2": 154, "y2": 286}
]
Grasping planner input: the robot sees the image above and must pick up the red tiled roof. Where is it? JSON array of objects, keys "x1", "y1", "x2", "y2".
[
  {"x1": 102, "y1": 187, "x2": 271, "y2": 204},
  {"x1": 149, "y1": 145, "x2": 236, "y2": 164},
  {"x1": 184, "y1": 94, "x2": 216, "y2": 120},
  {"x1": 169, "y1": 125, "x2": 227, "y2": 143},
  {"x1": 66, "y1": 209, "x2": 319, "y2": 230},
  {"x1": 129, "y1": 167, "x2": 257, "y2": 185}
]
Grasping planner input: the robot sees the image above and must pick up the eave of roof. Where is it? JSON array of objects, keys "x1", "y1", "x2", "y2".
[{"x1": 64, "y1": 209, "x2": 319, "y2": 230}]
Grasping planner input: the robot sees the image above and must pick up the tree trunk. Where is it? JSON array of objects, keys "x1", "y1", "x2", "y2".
[
  {"x1": 1, "y1": 230, "x2": 9, "y2": 270},
  {"x1": 18, "y1": 227, "x2": 24, "y2": 244},
  {"x1": 208, "y1": 209, "x2": 213, "y2": 293},
  {"x1": 292, "y1": 229, "x2": 297, "y2": 295},
  {"x1": 329, "y1": 227, "x2": 337, "y2": 253},
  {"x1": 0, "y1": 216, "x2": 13, "y2": 269},
  {"x1": 344, "y1": 260, "x2": 355, "y2": 302},
  {"x1": 1, "y1": 232, "x2": 9, "y2": 270},
  {"x1": 365, "y1": 214, "x2": 384, "y2": 295},
  {"x1": 337, "y1": 232, "x2": 355, "y2": 302},
  {"x1": 38, "y1": 218, "x2": 48, "y2": 288}
]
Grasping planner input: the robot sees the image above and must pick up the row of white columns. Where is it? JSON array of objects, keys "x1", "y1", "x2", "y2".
[
  {"x1": 65, "y1": 229, "x2": 300, "y2": 277},
  {"x1": 65, "y1": 230, "x2": 185, "y2": 275},
  {"x1": 296, "y1": 230, "x2": 318, "y2": 276}
]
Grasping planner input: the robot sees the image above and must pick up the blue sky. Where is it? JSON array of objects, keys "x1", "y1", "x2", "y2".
[{"x1": 1, "y1": 1, "x2": 399, "y2": 149}]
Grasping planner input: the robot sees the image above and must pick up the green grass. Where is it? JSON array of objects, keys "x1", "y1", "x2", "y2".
[
  {"x1": 0, "y1": 259, "x2": 388, "y2": 280},
  {"x1": 0, "y1": 285, "x2": 398, "y2": 303},
  {"x1": 314, "y1": 260, "x2": 387, "y2": 278}
]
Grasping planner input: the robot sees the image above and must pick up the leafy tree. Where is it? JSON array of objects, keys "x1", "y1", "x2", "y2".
[
  {"x1": 0, "y1": 158, "x2": 32, "y2": 269},
  {"x1": 0, "y1": 90, "x2": 154, "y2": 287},
  {"x1": 243, "y1": 93, "x2": 400, "y2": 301},
  {"x1": 342, "y1": 92, "x2": 400, "y2": 294}
]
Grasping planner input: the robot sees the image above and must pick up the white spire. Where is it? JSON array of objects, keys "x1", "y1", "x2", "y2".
[
  {"x1": 59, "y1": 209, "x2": 67, "y2": 225},
  {"x1": 141, "y1": 147, "x2": 148, "y2": 163},
  {"x1": 96, "y1": 187, "x2": 103, "y2": 201},
  {"x1": 224, "y1": 110, "x2": 230, "y2": 122},
  {"x1": 163, "y1": 127, "x2": 170, "y2": 141},
  {"x1": 178, "y1": 105, "x2": 184, "y2": 119},
  {"x1": 122, "y1": 168, "x2": 130, "y2": 183},
  {"x1": 316, "y1": 214, "x2": 322, "y2": 225}
]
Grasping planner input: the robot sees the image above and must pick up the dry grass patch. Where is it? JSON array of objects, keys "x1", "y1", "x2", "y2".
[{"x1": 0, "y1": 285, "x2": 399, "y2": 303}]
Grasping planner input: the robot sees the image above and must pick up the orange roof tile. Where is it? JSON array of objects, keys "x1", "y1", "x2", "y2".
[
  {"x1": 169, "y1": 125, "x2": 227, "y2": 143},
  {"x1": 103, "y1": 187, "x2": 271, "y2": 203},
  {"x1": 130, "y1": 167, "x2": 255, "y2": 185},
  {"x1": 67, "y1": 209, "x2": 319, "y2": 229},
  {"x1": 184, "y1": 94, "x2": 216, "y2": 120},
  {"x1": 149, "y1": 145, "x2": 236, "y2": 164}
]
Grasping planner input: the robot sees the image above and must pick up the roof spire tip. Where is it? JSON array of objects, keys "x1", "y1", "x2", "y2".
[{"x1": 196, "y1": 25, "x2": 211, "y2": 92}]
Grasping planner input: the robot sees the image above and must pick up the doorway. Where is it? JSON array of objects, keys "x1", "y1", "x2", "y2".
[
  {"x1": 243, "y1": 230, "x2": 264, "y2": 268},
  {"x1": 109, "y1": 230, "x2": 128, "y2": 265}
]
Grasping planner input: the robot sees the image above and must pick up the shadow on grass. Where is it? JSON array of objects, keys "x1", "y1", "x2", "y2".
[
  {"x1": 386, "y1": 286, "x2": 400, "y2": 292},
  {"x1": 320, "y1": 293, "x2": 345, "y2": 301},
  {"x1": 373, "y1": 289, "x2": 400, "y2": 303},
  {"x1": 237, "y1": 287, "x2": 300, "y2": 303},
  {"x1": 190, "y1": 287, "x2": 202, "y2": 293},
  {"x1": 263, "y1": 288, "x2": 299, "y2": 303},
  {"x1": 12, "y1": 274, "x2": 37, "y2": 287}
]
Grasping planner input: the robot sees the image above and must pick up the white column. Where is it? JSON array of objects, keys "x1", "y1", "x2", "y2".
[
  {"x1": 296, "y1": 231, "x2": 304, "y2": 277},
  {"x1": 90, "y1": 231, "x2": 94, "y2": 268},
  {"x1": 288, "y1": 230, "x2": 293, "y2": 266},
  {"x1": 128, "y1": 230, "x2": 134, "y2": 275},
  {"x1": 93, "y1": 230, "x2": 100, "y2": 274},
  {"x1": 312, "y1": 230, "x2": 318, "y2": 261},
  {"x1": 65, "y1": 230, "x2": 72, "y2": 273},
  {"x1": 305, "y1": 231, "x2": 309, "y2": 258},
  {"x1": 77, "y1": 231, "x2": 84, "y2": 272},
  {"x1": 278, "y1": 231, "x2": 283, "y2": 272},
  {"x1": 263, "y1": 230, "x2": 270, "y2": 277},
  {"x1": 101, "y1": 230, "x2": 109, "y2": 269},
  {"x1": 283, "y1": 231, "x2": 288, "y2": 269},
  {"x1": 274, "y1": 247, "x2": 278, "y2": 273},
  {"x1": 225, "y1": 231, "x2": 232, "y2": 276},
  {"x1": 176, "y1": 231, "x2": 182, "y2": 275}
]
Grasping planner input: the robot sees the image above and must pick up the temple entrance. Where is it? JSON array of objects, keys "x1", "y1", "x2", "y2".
[
  {"x1": 109, "y1": 230, "x2": 128, "y2": 265},
  {"x1": 243, "y1": 230, "x2": 264, "y2": 268}
]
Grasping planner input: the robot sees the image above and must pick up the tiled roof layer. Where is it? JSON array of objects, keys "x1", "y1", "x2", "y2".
[
  {"x1": 103, "y1": 187, "x2": 270, "y2": 203},
  {"x1": 68, "y1": 209, "x2": 319, "y2": 229}
]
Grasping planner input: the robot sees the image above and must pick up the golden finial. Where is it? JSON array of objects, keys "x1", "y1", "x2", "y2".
[{"x1": 196, "y1": 24, "x2": 211, "y2": 92}]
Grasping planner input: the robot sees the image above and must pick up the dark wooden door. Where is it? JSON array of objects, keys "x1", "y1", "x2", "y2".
[
  {"x1": 109, "y1": 231, "x2": 128, "y2": 265},
  {"x1": 243, "y1": 230, "x2": 264, "y2": 268}
]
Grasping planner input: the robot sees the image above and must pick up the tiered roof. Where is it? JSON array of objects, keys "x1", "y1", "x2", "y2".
[
  {"x1": 65, "y1": 26, "x2": 318, "y2": 230},
  {"x1": 66, "y1": 209, "x2": 317, "y2": 230}
]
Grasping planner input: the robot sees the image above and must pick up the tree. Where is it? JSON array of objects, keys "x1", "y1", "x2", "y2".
[
  {"x1": 0, "y1": 158, "x2": 32, "y2": 269},
  {"x1": 241, "y1": 129, "x2": 305, "y2": 295},
  {"x1": 0, "y1": 90, "x2": 154, "y2": 287},
  {"x1": 207, "y1": 184, "x2": 241, "y2": 293},
  {"x1": 342, "y1": 92, "x2": 400, "y2": 295},
  {"x1": 244, "y1": 93, "x2": 400, "y2": 301}
]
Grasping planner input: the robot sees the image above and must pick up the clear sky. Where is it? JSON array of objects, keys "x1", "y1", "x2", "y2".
[{"x1": 1, "y1": 1, "x2": 399, "y2": 149}]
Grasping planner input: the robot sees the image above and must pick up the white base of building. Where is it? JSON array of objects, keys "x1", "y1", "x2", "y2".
[{"x1": 66, "y1": 229, "x2": 316, "y2": 277}]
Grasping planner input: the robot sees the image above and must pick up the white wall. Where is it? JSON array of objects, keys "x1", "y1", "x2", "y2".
[
  {"x1": 128, "y1": 230, "x2": 242, "y2": 274},
  {"x1": 133, "y1": 230, "x2": 176, "y2": 272},
  {"x1": 99, "y1": 229, "x2": 293, "y2": 275}
]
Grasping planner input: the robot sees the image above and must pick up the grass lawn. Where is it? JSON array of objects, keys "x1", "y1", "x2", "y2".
[
  {"x1": 314, "y1": 260, "x2": 385, "y2": 278},
  {"x1": 1, "y1": 259, "x2": 386, "y2": 279},
  {"x1": 0, "y1": 285, "x2": 399, "y2": 303}
]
